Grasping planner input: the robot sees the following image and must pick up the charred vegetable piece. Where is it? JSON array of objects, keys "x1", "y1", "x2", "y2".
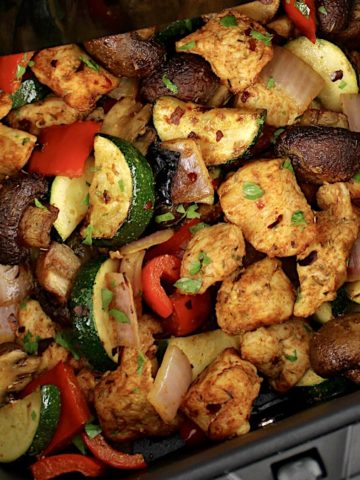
[
  {"x1": 155, "y1": 17, "x2": 204, "y2": 46},
  {"x1": 316, "y1": 0, "x2": 352, "y2": 34},
  {"x1": 148, "y1": 143, "x2": 181, "y2": 207},
  {"x1": 141, "y1": 54, "x2": 219, "y2": 104},
  {"x1": 276, "y1": 125, "x2": 360, "y2": 184},
  {"x1": 19, "y1": 205, "x2": 59, "y2": 249},
  {"x1": 310, "y1": 314, "x2": 360, "y2": 383},
  {"x1": 0, "y1": 172, "x2": 48, "y2": 265},
  {"x1": 327, "y1": 0, "x2": 360, "y2": 49},
  {"x1": 84, "y1": 32, "x2": 166, "y2": 78}
]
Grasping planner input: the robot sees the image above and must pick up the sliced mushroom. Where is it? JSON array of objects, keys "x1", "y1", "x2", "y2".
[
  {"x1": 0, "y1": 343, "x2": 40, "y2": 404},
  {"x1": 0, "y1": 173, "x2": 48, "y2": 265},
  {"x1": 310, "y1": 314, "x2": 360, "y2": 384},
  {"x1": 316, "y1": 0, "x2": 353, "y2": 34},
  {"x1": 327, "y1": 0, "x2": 360, "y2": 49},
  {"x1": 276, "y1": 125, "x2": 360, "y2": 184},
  {"x1": 18, "y1": 204, "x2": 59, "y2": 249}
]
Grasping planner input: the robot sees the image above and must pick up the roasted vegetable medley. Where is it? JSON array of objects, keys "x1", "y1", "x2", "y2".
[{"x1": 1, "y1": 0, "x2": 360, "y2": 479}]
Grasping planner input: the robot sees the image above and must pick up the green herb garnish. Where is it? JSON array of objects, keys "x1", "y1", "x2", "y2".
[
  {"x1": 220, "y1": 15, "x2": 238, "y2": 27},
  {"x1": 16, "y1": 64, "x2": 26, "y2": 80},
  {"x1": 353, "y1": 172, "x2": 360, "y2": 183},
  {"x1": 174, "y1": 277, "x2": 202, "y2": 294},
  {"x1": 291, "y1": 210, "x2": 306, "y2": 226},
  {"x1": 178, "y1": 40, "x2": 196, "y2": 50},
  {"x1": 109, "y1": 308, "x2": 130, "y2": 324},
  {"x1": 82, "y1": 224, "x2": 94, "y2": 246},
  {"x1": 118, "y1": 179, "x2": 125, "y2": 192},
  {"x1": 31, "y1": 410, "x2": 37, "y2": 421},
  {"x1": 82, "y1": 193, "x2": 90, "y2": 206},
  {"x1": 285, "y1": 350, "x2": 298, "y2": 362},
  {"x1": 72, "y1": 434, "x2": 87, "y2": 455},
  {"x1": 318, "y1": 6, "x2": 327, "y2": 15},
  {"x1": 186, "y1": 204, "x2": 201, "y2": 219},
  {"x1": 189, "y1": 222, "x2": 208, "y2": 235},
  {"x1": 281, "y1": 159, "x2": 294, "y2": 173},
  {"x1": 85, "y1": 422, "x2": 102, "y2": 439},
  {"x1": 101, "y1": 288, "x2": 113, "y2": 311},
  {"x1": 267, "y1": 76, "x2": 275, "y2": 90},
  {"x1": 176, "y1": 204, "x2": 186, "y2": 214},
  {"x1": 79, "y1": 56, "x2": 100, "y2": 72},
  {"x1": 243, "y1": 182, "x2": 264, "y2": 200},
  {"x1": 155, "y1": 212, "x2": 175, "y2": 223},
  {"x1": 34, "y1": 198, "x2": 46, "y2": 209},
  {"x1": 23, "y1": 332, "x2": 40, "y2": 355},
  {"x1": 338, "y1": 80, "x2": 347, "y2": 90},
  {"x1": 22, "y1": 137, "x2": 31, "y2": 145},
  {"x1": 137, "y1": 352, "x2": 146, "y2": 375},
  {"x1": 162, "y1": 74, "x2": 179, "y2": 94},
  {"x1": 250, "y1": 30, "x2": 273, "y2": 46},
  {"x1": 271, "y1": 128, "x2": 285, "y2": 144}
]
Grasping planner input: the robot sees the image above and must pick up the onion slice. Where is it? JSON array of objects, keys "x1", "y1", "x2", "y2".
[
  {"x1": 0, "y1": 265, "x2": 33, "y2": 307},
  {"x1": 341, "y1": 94, "x2": 360, "y2": 132},
  {"x1": 119, "y1": 229, "x2": 174, "y2": 255},
  {"x1": 348, "y1": 234, "x2": 360, "y2": 282},
  {"x1": 148, "y1": 345, "x2": 192, "y2": 424},
  {"x1": 106, "y1": 272, "x2": 140, "y2": 349},
  {"x1": 261, "y1": 46, "x2": 325, "y2": 110},
  {"x1": 120, "y1": 250, "x2": 146, "y2": 317},
  {"x1": 0, "y1": 304, "x2": 18, "y2": 343}
]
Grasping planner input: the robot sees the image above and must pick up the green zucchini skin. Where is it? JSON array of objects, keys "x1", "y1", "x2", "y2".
[
  {"x1": 293, "y1": 377, "x2": 351, "y2": 405},
  {"x1": 70, "y1": 257, "x2": 117, "y2": 372},
  {"x1": 27, "y1": 385, "x2": 61, "y2": 456},
  {"x1": 11, "y1": 78, "x2": 48, "y2": 109},
  {"x1": 94, "y1": 135, "x2": 155, "y2": 248},
  {"x1": 155, "y1": 18, "x2": 204, "y2": 46}
]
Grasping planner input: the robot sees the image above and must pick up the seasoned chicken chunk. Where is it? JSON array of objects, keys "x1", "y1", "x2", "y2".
[
  {"x1": 0, "y1": 124, "x2": 36, "y2": 177},
  {"x1": 31, "y1": 45, "x2": 119, "y2": 112},
  {"x1": 217, "y1": 257, "x2": 295, "y2": 334},
  {"x1": 181, "y1": 348, "x2": 261, "y2": 440},
  {"x1": 179, "y1": 223, "x2": 245, "y2": 294},
  {"x1": 241, "y1": 319, "x2": 312, "y2": 392},
  {"x1": 176, "y1": 11, "x2": 273, "y2": 92},
  {"x1": 0, "y1": 92, "x2": 12, "y2": 120},
  {"x1": 295, "y1": 183, "x2": 358, "y2": 317},
  {"x1": 38, "y1": 343, "x2": 70, "y2": 373},
  {"x1": 218, "y1": 158, "x2": 316, "y2": 257},
  {"x1": 17, "y1": 299, "x2": 56, "y2": 341},
  {"x1": 76, "y1": 368, "x2": 98, "y2": 405},
  {"x1": 7, "y1": 96, "x2": 86, "y2": 135},
  {"x1": 95, "y1": 316, "x2": 180, "y2": 442}
]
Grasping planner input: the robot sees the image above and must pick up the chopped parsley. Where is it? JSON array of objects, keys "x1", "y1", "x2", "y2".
[
  {"x1": 189, "y1": 222, "x2": 208, "y2": 235},
  {"x1": 137, "y1": 352, "x2": 146, "y2": 375},
  {"x1": 22, "y1": 137, "x2": 31, "y2": 145},
  {"x1": 72, "y1": 434, "x2": 87, "y2": 455},
  {"x1": 190, "y1": 250, "x2": 212, "y2": 275},
  {"x1": 267, "y1": 76, "x2": 276, "y2": 90},
  {"x1": 23, "y1": 331, "x2": 40, "y2": 355},
  {"x1": 285, "y1": 350, "x2": 298, "y2": 362},
  {"x1": 186, "y1": 204, "x2": 201, "y2": 219},
  {"x1": 318, "y1": 6, "x2": 327, "y2": 15},
  {"x1": 291, "y1": 210, "x2": 306, "y2": 226},
  {"x1": 85, "y1": 422, "x2": 102, "y2": 439},
  {"x1": 101, "y1": 288, "x2": 113, "y2": 311},
  {"x1": 338, "y1": 80, "x2": 347, "y2": 90},
  {"x1": 243, "y1": 182, "x2": 264, "y2": 200},
  {"x1": 155, "y1": 212, "x2": 175, "y2": 223},
  {"x1": 82, "y1": 224, "x2": 94, "y2": 245},
  {"x1": 353, "y1": 172, "x2": 360, "y2": 183},
  {"x1": 19, "y1": 297, "x2": 29, "y2": 310},
  {"x1": 28, "y1": 60, "x2": 35, "y2": 68},
  {"x1": 79, "y1": 56, "x2": 100, "y2": 72},
  {"x1": 250, "y1": 30, "x2": 273, "y2": 46},
  {"x1": 82, "y1": 193, "x2": 90, "y2": 206},
  {"x1": 34, "y1": 198, "x2": 46, "y2": 209},
  {"x1": 174, "y1": 277, "x2": 202, "y2": 294},
  {"x1": 162, "y1": 74, "x2": 178, "y2": 94},
  {"x1": 294, "y1": 0, "x2": 310, "y2": 17},
  {"x1": 271, "y1": 128, "x2": 285, "y2": 144},
  {"x1": 281, "y1": 159, "x2": 294, "y2": 174},
  {"x1": 55, "y1": 330, "x2": 80, "y2": 360},
  {"x1": 220, "y1": 15, "x2": 238, "y2": 27},
  {"x1": 109, "y1": 308, "x2": 130, "y2": 324},
  {"x1": 178, "y1": 40, "x2": 196, "y2": 51},
  {"x1": 15, "y1": 64, "x2": 26, "y2": 80},
  {"x1": 118, "y1": 179, "x2": 125, "y2": 192},
  {"x1": 176, "y1": 204, "x2": 186, "y2": 214},
  {"x1": 31, "y1": 410, "x2": 37, "y2": 421}
]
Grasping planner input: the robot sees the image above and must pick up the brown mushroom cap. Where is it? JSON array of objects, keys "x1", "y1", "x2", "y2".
[
  {"x1": 276, "y1": 125, "x2": 360, "y2": 184},
  {"x1": 310, "y1": 314, "x2": 360, "y2": 379},
  {"x1": 316, "y1": 0, "x2": 352, "y2": 34}
]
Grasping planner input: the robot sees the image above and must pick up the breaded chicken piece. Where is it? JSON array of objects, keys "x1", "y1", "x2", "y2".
[
  {"x1": 38, "y1": 343, "x2": 70, "y2": 373},
  {"x1": 0, "y1": 123, "x2": 36, "y2": 177},
  {"x1": 7, "y1": 96, "x2": 86, "y2": 135},
  {"x1": 76, "y1": 368, "x2": 98, "y2": 405},
  {"x1": 217, "y1": 257, "x2": 295, "y2": 334},
  {"x1": 31, "y1": 45, "x2": 119, "y2": 112},
  {"x1": 17, "y1": 299, "x2": 56, "y2": 341},
  {"x1": 294, "y1": 183, "x2": 358, "y2": 317},
  {"x1": 218, "y1": 158, "x2": 316, "y2": 257},
  {"x1": 0, "y1": 92, "x2": 12, "y2": 120},
  {"x1": 176, "y1": 11, "x2": 273, "y2": 92},
  {"x1": 241, "y1": 318, "x2": 312, "y2": 392},
  {"x1": 179, "y1": 223, "x2": 245, "y2": 294},
  {"x1": 181, "y1": 348, "x2": 261, "y2": 440},
  {"x1": 95, "y1": 315, "x2": 180, "y2": 442}
]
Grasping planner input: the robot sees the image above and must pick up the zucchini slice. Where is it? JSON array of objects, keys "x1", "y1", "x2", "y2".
[
  {"x1": 11, "y1": 78, "x2": 49, "y2": 110},
  {"x1": 50, "y1": 158, "x2": 94, "y2": 241},
  {"x1": 71, "y1": 257, "x2": 120, "y2": 371},
  {"x1": 153, "y1": 96, "x2": 265, "y2": 166},
  {"x1": 293, "y1": 371, "x2": 350, "y2": 405},
  {"x1": 286, "y1": 37, "x2": 359, "y2": 112},
  {"x1": 84, "y1": 134, "x2": 155, "y2": 247},
  {"x1": 0, "y1": 385, "x2": 61, "y2": 463}
]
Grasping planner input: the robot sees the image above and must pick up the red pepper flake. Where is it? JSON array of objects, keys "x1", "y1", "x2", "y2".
[
  {"x1": 244, "y1": 27, "x2": 252, "y2": 36},
  {"x1": 240, "y1": 91, "x2": 250, "y2": 103},
  {"x1": 330, "y1": 70, "x2": 343, "y2": 82},
  {"x1": 216, "y1": 130, "x2": 224, "y2": 142},
  {"x1": 188, "y1": 131, "x2": 201, "y2": 140},
  {"x1": 103, "y1": 190, "x2": 111, "y2": 204},
  {"x1": 169, "y1": 107, "x2": 185, "y2": 125},
  {"x1": 144, "y1": 201, "x2": 153, "y2": 210},
  {"x1": 249, "y1": 38, "x2": 257, "y2": 51},
  {"x1": 256, "y1": 200, "x2": 265, "y2": 210},
  {"x1": 267, "y1": 214, "x2": 283, "y2": 229},
  {"x1": 187, "y1": 172, "x2": 198, "y2": 182}
]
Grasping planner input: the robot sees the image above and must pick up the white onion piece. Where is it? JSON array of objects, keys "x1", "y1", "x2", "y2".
[
  {"x1": 261, "y1": 46, "x2": 325, "y2": 109},
  {"x1": 119, "y1": 229, "x2": 174, "y2": 255},
  {"x1": 106, "y1": 272, "x2": 140, "y2": 349},
  {"x1": 148, "y1": 345, "x2": 192, "y2": 423},
  {"x1": 347, "y1": 235, "x2": 360, "y2": 282},
  {"x1": 341, "y1": 94, "x2": 360, "y2": 132},
  {"x1": 107, "y1": 77, "x2": 139, "y2": 100},
  {"x1": 0, "y1": 265, "x2": 33, "y2": 306},
  {"x1": 120, "y1": 250, "x2": 146, "y2": 317},
  {"x1": 0, "y1": 304, "x2": 18, "y2": 343}
]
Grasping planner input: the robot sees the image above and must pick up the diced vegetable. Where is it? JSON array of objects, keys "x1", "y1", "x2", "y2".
[
  {"x1": 0, "y1": 52, "x2": 34, "y2": 94},
  {"x1": 282, "y1": 0, "x2": 317, "y2": 43},
  {"x1": 30, "y1": 454, "x2": 105, "y2": 480},
  {"x1": 19, "y1": 205, "x2": 59, "y2": 249},
  {"x1": 11, "y1": 78, "x2": 48, "y2": 109}
]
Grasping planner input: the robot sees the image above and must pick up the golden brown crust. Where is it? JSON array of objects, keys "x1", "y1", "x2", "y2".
[{"x1": 0, "y1": 124, "x2": 36, "y2": 177}]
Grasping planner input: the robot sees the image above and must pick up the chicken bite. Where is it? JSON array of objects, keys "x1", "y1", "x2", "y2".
[
  {"x1": 31, "y1": 45, "x2": 119, "y2": 112},
  {"x1": 0, "y1": 123, "x2": 36, "y2": 178},
  {"x1": 216, "y1": 257, "x2": 295, "y2": 334},
  {"x1": 294, "y1": 183, "x2": 358, "y2": 317},
  {"x1": 94, "y1": 315, "x2": 180, "y2": 442},
  {"x1": 241, "y1": 318, "x2": 312, "y2": 392},
  {"x1": 0, "y1": 92, "x2": 12, "y2": 120},
  {"x1": 218, "y1": 158, "x2": 316, "y2": 257},
  {"x1": 179, "y1": 223, "x2": 245, "y2": 295},
  {"x1": 181, "y1": 348, "x2": 261, "y2": 440},
  {"x1": 176, "y1": 11, "x2": 273, "y2": 93}
]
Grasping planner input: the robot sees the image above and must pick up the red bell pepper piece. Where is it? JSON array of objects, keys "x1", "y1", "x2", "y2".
[
  {"x1": 0, "y1": 51, "x2": 34, "y2": 94},
  {"x1": 28, "y1": 121, "x2": 101, "y2": 177},
  {"x1": 283, "y1": 0, "x2": 317, "y2": 43},
  {"x1": 22, "y1": 362, "x2": 91, "y2": 455},
  {"x1": 142, "y1": 255, "x2": 181, "y2": 318},
  {"x1": 81, "y1": 432, "x2": 147, "y2": 470},
  {"x1": 30, "y1": 454, "x2": 105, "y2": 480},
  {"x1": 147, "y1": 219, "x2": 201, "y2": 261},
  {"x1": 164, "y1": 290, "x2": 212, "y2": 336}
]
